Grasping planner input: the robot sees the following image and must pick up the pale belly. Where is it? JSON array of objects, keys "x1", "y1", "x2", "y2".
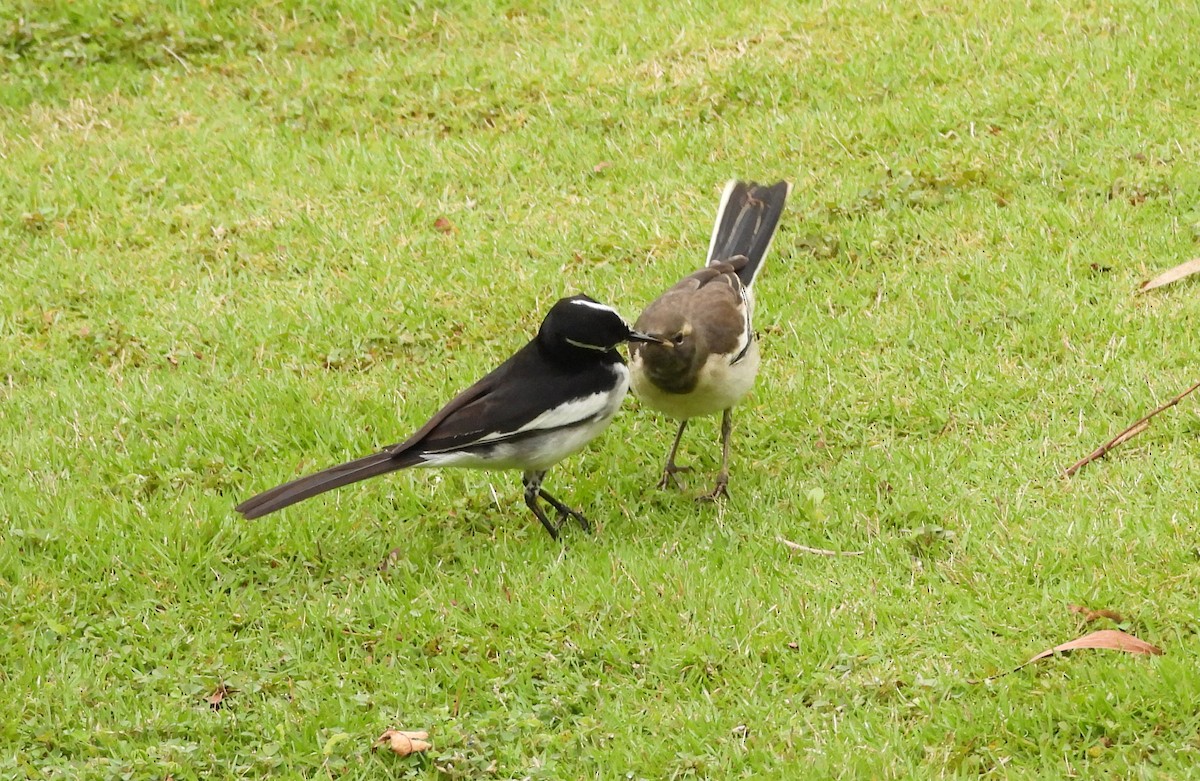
[
  {"x1": 630, "y1": 342, "x2": 760, "y2": 420},
  {"x1": 420, "y1": 413, "x2": 622, "y2": 471}
]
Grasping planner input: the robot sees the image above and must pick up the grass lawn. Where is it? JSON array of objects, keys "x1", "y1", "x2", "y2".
[{"x1": 4, "y1": 0, "x2": 1200, "y2": 777}]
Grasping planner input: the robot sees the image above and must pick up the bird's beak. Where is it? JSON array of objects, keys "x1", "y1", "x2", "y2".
[{"x1": 627, "y1": 330, "x2": 669, "y2": 346}]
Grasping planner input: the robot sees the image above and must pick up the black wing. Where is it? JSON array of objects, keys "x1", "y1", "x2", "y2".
[{"x1": 397, "y1": 342, "x2": 620, "y2": 455}]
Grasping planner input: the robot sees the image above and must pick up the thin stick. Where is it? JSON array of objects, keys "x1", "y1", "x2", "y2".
[
  {"x1": 161, "y1": 45, "x2": 193, "y2": 74},
  {"x1": 1063, "y1": 377, "x2": 1200, "y2": 477},
  {"x1": 777, "y1": 536, "x2": 863, "y2": 557}
]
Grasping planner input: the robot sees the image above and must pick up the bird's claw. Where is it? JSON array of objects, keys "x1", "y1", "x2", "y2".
[
  {"x1": 697, "y1": 478, "x2": 729, "y2": 503},
  {"x1": 556, "y1": 508, "x2": 592, "y2": 534},
  {"x1": 656, "y1": 463, "x2": 693, "y2": 490}
]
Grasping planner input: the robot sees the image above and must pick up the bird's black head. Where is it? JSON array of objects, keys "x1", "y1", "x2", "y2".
[{"x1": 538, "y1": 295, "x2": 664, "y2": 363}]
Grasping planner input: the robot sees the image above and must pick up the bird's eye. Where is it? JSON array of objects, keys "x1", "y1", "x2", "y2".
[{"x1": 671, "y1": 333, "x2": 685, "y2": 345}]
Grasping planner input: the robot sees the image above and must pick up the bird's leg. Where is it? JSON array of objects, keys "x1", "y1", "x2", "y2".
[
  {"x1": 522, "y1": 471, "x2": 560, "y2": 540},
  {"x1": 699, "y1": 409, "x2": 733, "y2": 502},
  {"x1": 538, "y1": 489, "x2": 592, "y2": 533},
  {"x1": 657, "y1": 419, "x2": 692, "y2": 489}
]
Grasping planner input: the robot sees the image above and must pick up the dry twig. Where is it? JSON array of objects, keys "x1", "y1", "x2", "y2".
[
  {"x1": 777, "y1": 536, "x2": 863, "y2": 557},
  {"x1": 1062, "y1": 378, "x2": 1200, "y2": 477}
]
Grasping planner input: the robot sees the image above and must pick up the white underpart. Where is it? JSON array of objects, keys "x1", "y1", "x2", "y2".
[
  {"x1": 630, "y1": 341, "x2": 760, "y2": 420},
  {"x1": 420, "y1": 364, "x2": 631, "y2": 471}
]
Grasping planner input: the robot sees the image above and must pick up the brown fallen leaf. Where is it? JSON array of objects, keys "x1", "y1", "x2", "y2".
[
  {"x1": 1068, "y1": 604, "x2": 1125, "y2": 624},
  {"x1": 375, "y1": 729, "x2": 432, "y2": 756},
  {"x1": 1139, "y1": 257, "x2": 1200, "y2": 293},
  {"x1": 975, "y1": 629, "x2": 1162, "y2": 682},
  {"x1": 206, "y1": 683, "x2": 235, "y2": 710},
  {"x1": 592, "y1": 161, "x2": 612, "y2": 173},
  {"x1": 1029, "y1": 629, "x2": 1161, "y2": 660},
  {"x1": 433, "y1": 217, "x2": 456, "y2": 234}
]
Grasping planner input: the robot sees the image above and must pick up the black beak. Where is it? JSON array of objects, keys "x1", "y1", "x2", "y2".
[{"x1": 627, "y1": 330, "x2": 668, "y2": 345}]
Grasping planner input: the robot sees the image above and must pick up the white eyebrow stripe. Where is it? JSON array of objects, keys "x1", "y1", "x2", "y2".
[{"x1": 569, "y1": 298, "x2": 620, "y2": 317}]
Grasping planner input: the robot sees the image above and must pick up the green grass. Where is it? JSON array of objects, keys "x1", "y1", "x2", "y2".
[{"x1": 4, "y1": 0, "x2": 1200, "y2": 777}]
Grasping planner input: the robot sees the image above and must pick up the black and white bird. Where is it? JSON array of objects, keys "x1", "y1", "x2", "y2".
[
  {"x1": 629, "y1": 180, "x2": 790, "y2": 499},
  {"x1": 236, "y1": 295, "x2": 664, "y2": 539}
]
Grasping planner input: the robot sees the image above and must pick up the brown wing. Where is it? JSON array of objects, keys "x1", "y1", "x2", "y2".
[{"x1": 638, "y1": 257, "x2": 750, "y2": 356}]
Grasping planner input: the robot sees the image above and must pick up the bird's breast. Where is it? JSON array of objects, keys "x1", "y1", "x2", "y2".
[{"x1": 630, "y1": 342, "x2": 760, "y2": 420}]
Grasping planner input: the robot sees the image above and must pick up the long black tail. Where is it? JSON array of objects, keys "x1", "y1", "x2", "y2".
[
  {"x1": 236, "y1": 448, "x2": 419, "y2": 519},
  {"x1": 706, "y1": 180, "x2": 791, "y2": 288}
]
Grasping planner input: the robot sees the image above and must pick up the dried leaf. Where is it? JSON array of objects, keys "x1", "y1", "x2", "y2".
[
  {"x1": 976, "y1": 629, "x2": 1162, "y2": 682},
  {"x1": 375, "y1": 729, "x2": 432, "y2": 756},
  {"x1": 1068, "y1": 604, "x2": 1125, "y2": 624},
  {"x1": 206, "y1": 683, "x2": 235, "y2": 710},
  {"x1": 592, "y1": 161, "x2": 612, "y2": 173},
  {"x1": 1026, "y1": 629, "x2": 1161, "y2": 663},
  {"x1": 1139, "y1": 257, "x2": 1200, "y2": 293},
  {"x1": 433, "y1": 217, "x2": 456, "y2": 234}
]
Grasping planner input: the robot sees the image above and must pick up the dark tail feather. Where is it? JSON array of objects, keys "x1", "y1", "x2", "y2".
[
  {"x1": 706, "y1": 180, "x2": 791, "y2": 287},
  {"x1": 236, "y1": 448, "x2": 418, "y2": 519}
]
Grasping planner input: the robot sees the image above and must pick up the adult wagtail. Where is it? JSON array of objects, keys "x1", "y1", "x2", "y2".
[
  {"x1": 629, "y1": 180, "x2": 790, "y2": 499},
  {"x1": 237, "y1": 295, "x2": 664, "y2": 539}
]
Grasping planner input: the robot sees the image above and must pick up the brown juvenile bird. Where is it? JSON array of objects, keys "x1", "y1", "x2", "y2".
[{"x1": 629, "y1": 180, "x2": 790, "y2": 499}]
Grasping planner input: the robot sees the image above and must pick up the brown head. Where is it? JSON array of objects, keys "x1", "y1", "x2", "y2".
[{"x1": 631, "y1": 305, "x2": 704, "y2": 394}]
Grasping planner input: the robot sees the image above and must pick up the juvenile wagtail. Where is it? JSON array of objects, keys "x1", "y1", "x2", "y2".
[
  {"x1": 629, "y1": 180, "x2": 790, "y2": 499},
  {"x1": 237, "y1": 295, "x2": 664, "y2": 539}
]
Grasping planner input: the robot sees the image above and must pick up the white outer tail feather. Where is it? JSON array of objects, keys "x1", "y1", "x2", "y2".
[
  {"x1": 705, "y1": 180, "x2": 792, "y2": 290},
  {"x1": 705, "y1": 180, "x2": 739, "y2": 265}
]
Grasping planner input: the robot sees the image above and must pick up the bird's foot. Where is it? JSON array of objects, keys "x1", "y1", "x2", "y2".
[
  {"x1": 656, "y1": 463, "x2": 693, "y2": 490},
  {"x1": 539, "y1": 489, "x2": 592, "y2": 534},
  {"x1": 697, "y1": 477, "x2": 729, "y2": 503},
  {"x1": 555, "y1": 507, "x2": 592, "y2": 534}
]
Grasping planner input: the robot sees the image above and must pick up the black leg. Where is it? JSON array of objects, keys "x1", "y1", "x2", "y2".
[
  {"x1": 699, "y1": 409, "x2": 732, "y2": 502},
  {"x1": 539, "y1": 489, "x2": 592, "y2": 533},
  {"x1": 522, "y1": 471, "x2": 559, "y2": 540},
  {"x1": 657, "y1": 419, "x2": 692, "y2": 489}
]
